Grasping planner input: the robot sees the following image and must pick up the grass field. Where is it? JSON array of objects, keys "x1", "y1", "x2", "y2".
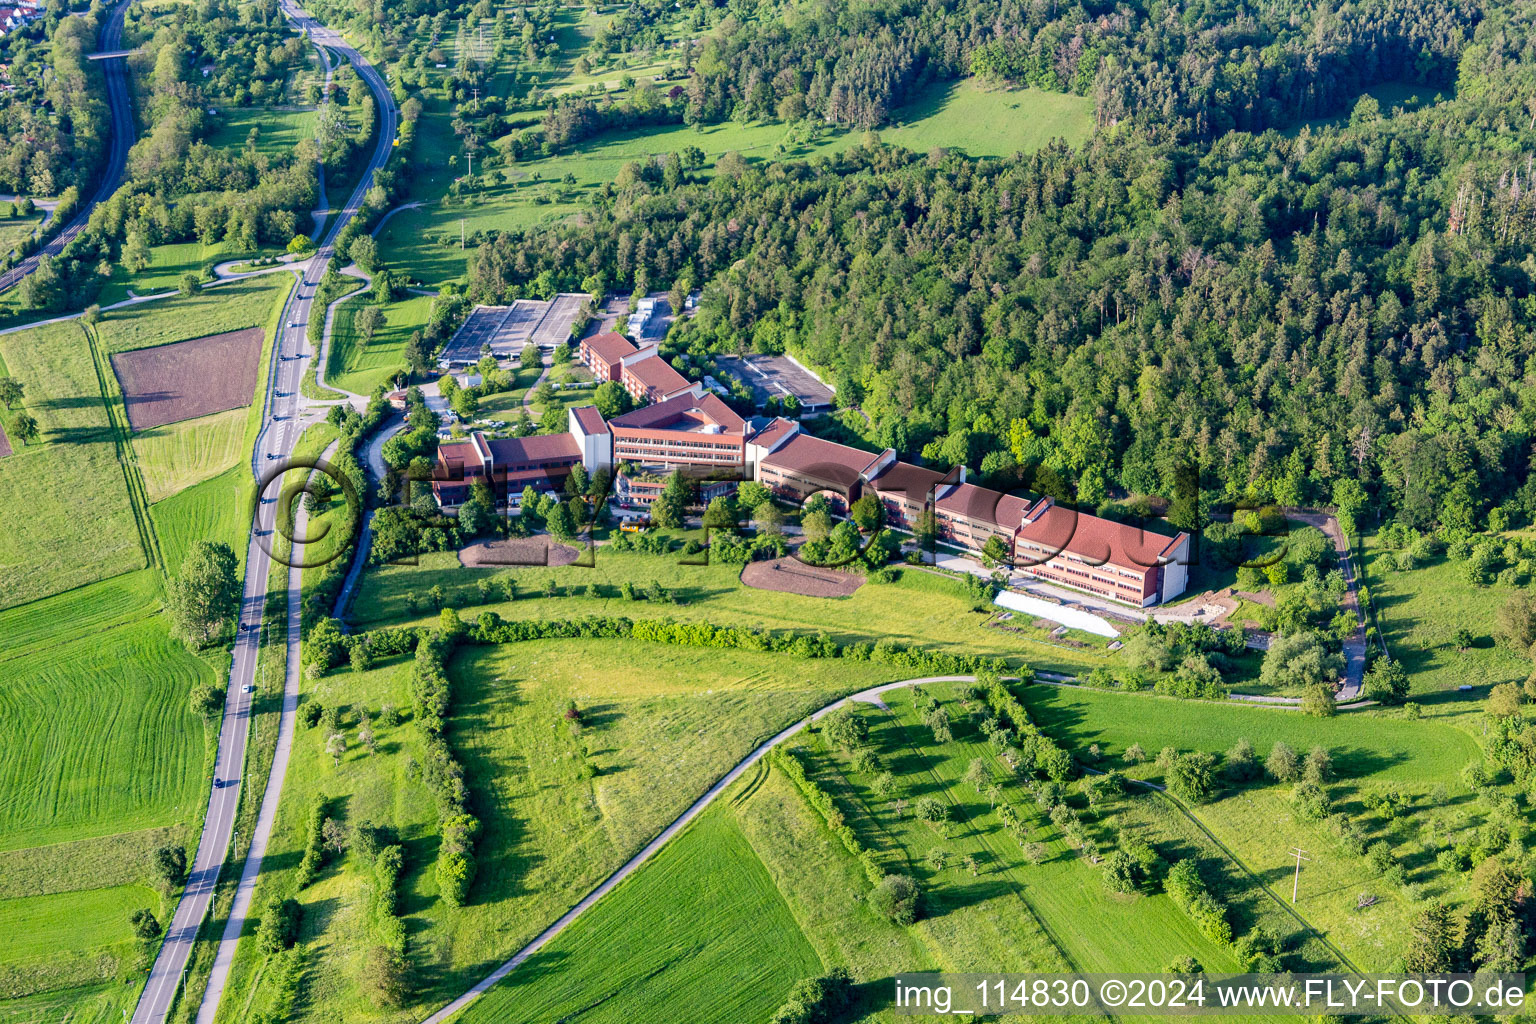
[
  {"x1": 880, "y1": 80, "x2": 1094, "y2": 155},
  {"x1": 1018, "y1": 684, "x2": 1479, "y2": 784},
  {"x1": 380, "y1": 76, "x2": 1093, "y2": 288},
  {"x1": 0, "y1": 319, "x2": 106, "y2": 440},
  {"x1": 0, "y1": 883, "x2": 159, "y2": 963},
  {"x1": 96, "y1": 274, "x2": 291, "y2": 355},
  {"x1": 151, "y1": 465, "x2": 255, "y2": 576},
  {"x1": 348, "y1": 549, "x2": 1112, "y2": 677},
  {"x1": 456, "y1": 804, "x2": 821, "y2": 1024},
  {"x1": 0, "y1": 211, "x2": 44, "y2": 258},
  {"x1": 134, "y1": 407, "x2": 249, "y2": 502},
  {"x1": 326, "y1": 291, "x2": 435, "y2": 396},
  {"x1": 215, "y1": 638, "x2": 893, "y2": 1023},
  {"x1": 0, "y1": 597, "x2": 213, "y2": 850},
  {"x1": 1359, "y1": 534, "x2": 1531, "y2": 698},
  {"x1": 202, "y1": 106, "x2": 319, "y2": 157},
  {"x1": 96, "y1": 241, "x2": 264, "y2": 307},
  {"x1": 821, "y1": 684, "x2": 1238, "y2": 978},
  {"x1": 1016, "y1": 682, "x2": 1487, "y2": 971}
]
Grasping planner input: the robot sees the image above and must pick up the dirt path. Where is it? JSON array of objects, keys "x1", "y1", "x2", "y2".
[{"x1": 416, "y1": 675, "x2": 979, "y2": 1024}]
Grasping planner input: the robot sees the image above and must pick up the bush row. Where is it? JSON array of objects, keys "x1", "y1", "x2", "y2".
[
  {"x1": 771, "y1": 748, "x2": 885, "y2": 888},
  {"x1": 408, "y1": 631, "x2": 481, "y2": 908},
  {"x1": 294, "y1": 797, "x2": 327, "y2": 888}
]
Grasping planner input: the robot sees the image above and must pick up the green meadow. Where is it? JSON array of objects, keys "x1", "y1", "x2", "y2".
[
  {"x1": 348, "y1": 549, "x2": 1113, "y2": 676},
  {"x1": 213, "y1": 638, "x2": 892, "y2": 1023}
]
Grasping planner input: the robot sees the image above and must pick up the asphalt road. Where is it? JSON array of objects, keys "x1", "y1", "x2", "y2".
[
  {"x1": 0, "y1": 0, "x2": 133, "y2": 294},
  {"x1": 128, "y1": 6, "x2": 398, "y2": 1021}
]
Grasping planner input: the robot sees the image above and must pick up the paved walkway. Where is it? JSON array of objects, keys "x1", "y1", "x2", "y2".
[{"x1": 417, "y1": 675, "x2": 980, "y2": 1024}]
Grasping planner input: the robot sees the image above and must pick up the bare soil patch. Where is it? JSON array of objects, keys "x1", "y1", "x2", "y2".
[
  {"x1": 0, "y1": 421, "x2": 10, "y2": 459},
  {"x1": 110, "y1": 327, "x2": 265, "y2": 432},
  {"x1": 741, "y1": 556, "x2": 864, "y2": 598},
  {"x1": 459, "y1": 535, "x2": 582, "y2": 568}
]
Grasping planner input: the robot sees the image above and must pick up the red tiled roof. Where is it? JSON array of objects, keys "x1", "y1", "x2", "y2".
[
  {"x1": 747, "y1": 417, "x2": 799, "y2": 452},
  {"x1": 870, "y1": 460, "x2": 946, "y2": 504},
  {"x1": 1016, "y1": 503, "x2": 1187, "y2": 571},
  {"x1": 759, "y1": 433, "x2": 883, "y2": 486},
  {"x1": 935, "y1": 482, "x2": 1013, "y2": 523},
  {"x1": 623, "y1": 354, "x2": 691, "y2": 396},
  {"x1": 610, "y1": 391, "x2": 745, "y2": 433},
  {"x1": 583, "y1": 331, "x2": 636, "y2": 364},
  {"x1": 486, "y1": 432, "x2": 581, "y2": 466},
  {"x1": 569, "y1": 405, "x2": 607, "y2": 435}
]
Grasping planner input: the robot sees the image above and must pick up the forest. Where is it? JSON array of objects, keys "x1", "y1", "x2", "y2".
[
  {"x1": 451, "y1": 0, "x2": 1536, "y2": 535},
  {"x1": 0, "y1": 4, "x2": 110, "y2": 197}
]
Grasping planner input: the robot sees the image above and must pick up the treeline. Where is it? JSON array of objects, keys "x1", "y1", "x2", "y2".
[
  {"x1": 464, "y1": 56, "x2": 1536, "y2": 534},
  {"x1": 410, "y1": 630, "x2": 482, "y2": 908},
  {"x1": 971, "y1": 0, "x2": 1470, "y2": 137},
  {"x1": 0, "y1": 8, "x2": 109, "y2": 197}
]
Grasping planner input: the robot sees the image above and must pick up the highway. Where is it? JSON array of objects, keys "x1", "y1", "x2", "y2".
[
  {"x1": 127, "y1": 6, "x2": 398, "y2": 1022},
  {"x1": 0, "y1": 0, "x2": 134, "y2": 293}
]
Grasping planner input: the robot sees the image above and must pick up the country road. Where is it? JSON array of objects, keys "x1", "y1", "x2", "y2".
[
  {"x1": 0, "y1": 0, "x2": 133, "y2": 294},
  {"x1": 127, "y1": 4, "x2": 399, "y2": 1021}
]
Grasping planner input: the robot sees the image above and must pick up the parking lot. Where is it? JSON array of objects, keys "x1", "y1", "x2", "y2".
[
  {"x1": 714, "y1": 354, "x2": 836, "y2": 413},
  {"x1": 439, "y1": 294, "x2": 592, "y2": 367}
]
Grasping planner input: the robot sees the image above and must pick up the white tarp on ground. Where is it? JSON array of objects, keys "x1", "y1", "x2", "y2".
[{"x1": 994, "y1": 589, "x2": 1121, "y2": 638}]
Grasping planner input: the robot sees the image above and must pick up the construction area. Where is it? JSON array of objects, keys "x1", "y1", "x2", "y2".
[{"x1": 438, "y1": 293, "x2": 590, "y2": 367}]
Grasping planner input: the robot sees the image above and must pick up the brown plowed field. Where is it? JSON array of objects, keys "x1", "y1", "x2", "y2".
[
  {"x1": 741, "y1": 556, "x2": 864, "y2": 597},
  {"x1": 110, "y1": 327, "x2": 264, "y2": 431}
]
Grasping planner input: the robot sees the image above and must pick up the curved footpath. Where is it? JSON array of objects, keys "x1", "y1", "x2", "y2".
[
  {"x1": 128, "y1": 1, "x2": 399, "y2": 1020},
  {"x1": 0, "y1": 0, "x2": 134, "y2": 293},
  {"x1": 418, "y1": 675, "x2": 979, "y2": 1024},
  {"x1": 421, "y1": 658, "x2": 1381, "y2": 1022}
]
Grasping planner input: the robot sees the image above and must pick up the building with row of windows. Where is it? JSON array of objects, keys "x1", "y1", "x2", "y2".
[{"x1": 431, "y1": 401, "x2": 1189, "y2": 605}]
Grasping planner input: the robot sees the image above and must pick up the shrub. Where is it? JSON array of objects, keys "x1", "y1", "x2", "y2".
[{"x1": 871, "y1": 873, "x2": 922, "y2": 924}]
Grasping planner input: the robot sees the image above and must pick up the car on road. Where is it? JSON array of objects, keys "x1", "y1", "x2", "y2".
[
  {"x1": 242, "y1": 684, "x2": 255, "y2": 694},
  {"x1": 266, "y1": 453, "x2": 279, "y2": 460}
]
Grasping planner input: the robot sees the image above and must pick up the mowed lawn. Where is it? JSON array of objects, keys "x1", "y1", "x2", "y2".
[
  {"x1": 457, "y1": 805, "x2": 821, "y2": 1024},
  {"x1": 216, "y1": 639, "x2": 888, "y2": 1023},
  {"x1": 349, "y1": 549, "x2": 1112, "y2": 676},
  {"x1": 0, "y1": 320, "x2": 145, "y2": 608},
  {"x1": 326, "y1": 291, "x2": 434, "y2": 396},
  {"x1": 0, "y1": 585, "x2": 213, "y2": 850},
  {"x1": 1360, "y1": 535, "x2": 1532, "y2": 698},
  {"x1": 134, "y1": 407, "x2": 249, "y2": 502},
  {"x1": 881, "y1": 79, "x2": 1094, "y2": 155}
]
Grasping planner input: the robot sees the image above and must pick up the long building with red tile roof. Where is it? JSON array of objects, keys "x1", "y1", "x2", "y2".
[{"x1": 428, "y1": 398, "x2": 1189, "y2": 604}]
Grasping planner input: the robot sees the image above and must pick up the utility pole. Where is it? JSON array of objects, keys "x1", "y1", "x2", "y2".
[
  {"x1": 1289, "y1": 847, "x2": 1310, "y2": 904},
  {"x1": 460, "y1": 218, "x2": 465, "y2": 249}
]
